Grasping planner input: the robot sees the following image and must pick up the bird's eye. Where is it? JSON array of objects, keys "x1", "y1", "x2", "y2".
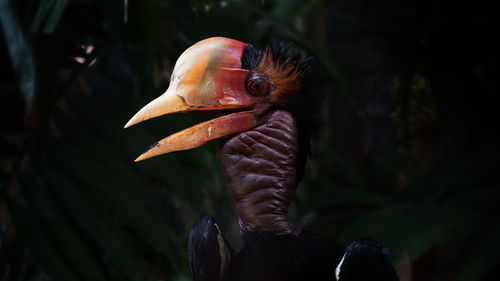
[{"x1": 246, "y1": 75, "x2": 269, "y2": 96}]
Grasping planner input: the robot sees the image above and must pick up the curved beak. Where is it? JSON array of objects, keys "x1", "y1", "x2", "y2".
[{"x1": 124, "y1": 37, "x2": 257, "y2": 161}]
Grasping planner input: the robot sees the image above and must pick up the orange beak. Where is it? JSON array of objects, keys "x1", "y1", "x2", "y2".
[{"x1": 124, "y1": 37, "x2": 258, "y2": 161}]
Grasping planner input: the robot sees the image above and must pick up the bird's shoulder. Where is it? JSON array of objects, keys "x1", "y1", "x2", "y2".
[{"x1": 227, "y1": 230, "x2": 345, "y2": 281}]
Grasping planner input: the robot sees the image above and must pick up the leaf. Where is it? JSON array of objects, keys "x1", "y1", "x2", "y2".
[
  {"x1": 338, "y1": 204, "x2": 486, "y2": 261},
  {"x1": 30, "y1": 0, "x2": 68, "y2": 33},
  {"x1": 454, "y1": 223, "x2": 500, "y2": 281},
  {"x1": 45, "y1": 134, "x2": 184, "y2": 273},
  {"x1": 17, "y1": 172, "x2": 108, "y2": 281},
  {"x1": 0, "y1": 0, "x2": 36, "y2": 103},
  {"x1": 9, "y1": 201, "x2": 79, "y2": 281},
  {"x1": 42, "y1": 0, "x2": 68, "y2": 33},
  {"x1": 30, "y1": 0, "x2": 54, "y2": 32},
  {"x1": 40, "y1": 158, "x2": 160, "y2": 281},
  {"x1": 68, "y1": 90, "x2": 215, "y2": 207},
  {"x1": 10, "y1": 172, "x2": 80, "y2": 281}
]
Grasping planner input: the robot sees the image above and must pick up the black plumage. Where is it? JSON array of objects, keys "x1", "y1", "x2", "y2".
[
  {"x1": 335, "y1": 238, "x2": 400, "y2": 281},
  {"x1": 189, "y1": 216, "x2": 234, "y2": 281}
]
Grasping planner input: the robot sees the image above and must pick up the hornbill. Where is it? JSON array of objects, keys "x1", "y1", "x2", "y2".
[{"x1": 125, "y1": 37, "x2": 399, "y2": 281}]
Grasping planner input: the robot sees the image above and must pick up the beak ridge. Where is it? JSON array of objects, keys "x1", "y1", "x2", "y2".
[
  {"x1": 124, "y1": 88, "x2": 188, "y2": 129},
  {"x1": 124, "y1": 37, "x2": 255, "y2": 160}
]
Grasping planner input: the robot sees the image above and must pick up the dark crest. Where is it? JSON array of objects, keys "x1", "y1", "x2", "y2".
[
  {"x1": 265, "y1": 40, "x2": 313, "y2": 80},
  {"x1": 242, "y1": 41, "x2": 312, "y2": 79}
]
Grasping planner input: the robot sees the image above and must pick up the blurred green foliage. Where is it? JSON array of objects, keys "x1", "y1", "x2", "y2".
[{"x1": 1, "y1": 0, "x2": 499, "y2": 280}]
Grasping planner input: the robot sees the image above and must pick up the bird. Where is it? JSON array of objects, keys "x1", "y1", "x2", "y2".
[{"x1": 124, "y1": 37, "x2": 399, "y2": 281}]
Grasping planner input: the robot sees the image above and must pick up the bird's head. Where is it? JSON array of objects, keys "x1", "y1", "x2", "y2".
[{"x1": 125, "y1": 37, "x2": 316, "y2": 179}]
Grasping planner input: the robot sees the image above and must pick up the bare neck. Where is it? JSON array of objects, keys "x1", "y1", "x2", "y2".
[{"x1": 217, "y1": 110, "x2": 300, "y2": 235}]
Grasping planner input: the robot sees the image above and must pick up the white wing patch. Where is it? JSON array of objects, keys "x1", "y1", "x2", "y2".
[
  {"x1": 215, "y1": 223, "x2": 230, "y2": 279},
  {"x1": 335, "y1": 254, "x2": 346, "y2": 281}
]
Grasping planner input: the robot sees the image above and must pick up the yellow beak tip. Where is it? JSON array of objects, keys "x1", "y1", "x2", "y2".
[
  {"x1": 134, "y1": 153, "x2": 148, "y2": 162},
  {"x1": 124, "y1": 118, "x2": 137, "y2": 129}
]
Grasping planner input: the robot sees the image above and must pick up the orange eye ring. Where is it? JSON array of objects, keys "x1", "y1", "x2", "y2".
[{"x1": 246, "y1": 75, "x2": 269, "y2": 96}]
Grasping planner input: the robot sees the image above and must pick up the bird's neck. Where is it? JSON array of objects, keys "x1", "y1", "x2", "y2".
[
  {"x1": 234, "y1": 176, "x2": 300, "y2": 235},
  {"x1": 237, "y1": 205, "x2": 300, "y2": 236},
  {"x1": 217, "y1": 110, "x2": 301, "y2": 235}
]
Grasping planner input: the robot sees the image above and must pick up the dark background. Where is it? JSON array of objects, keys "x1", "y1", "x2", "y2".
[{"x1": 1, "y1": 0, "x2": 499, "y2": 280}]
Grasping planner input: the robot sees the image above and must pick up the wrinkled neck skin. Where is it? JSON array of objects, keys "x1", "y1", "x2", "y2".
[{"x1": 217, "y1": 110, "x2": 300, "y2": 236}]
